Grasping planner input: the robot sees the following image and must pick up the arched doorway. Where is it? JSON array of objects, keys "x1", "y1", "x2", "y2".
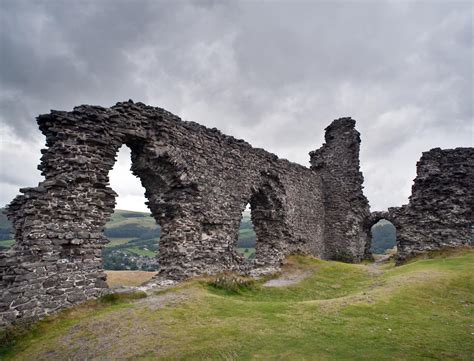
[
  {"x1": 370, "y1": 219, "x2": 397, "y2": 256},
  {"x1": 103, "y1": 145, "x2": 160, "y2": 278}
]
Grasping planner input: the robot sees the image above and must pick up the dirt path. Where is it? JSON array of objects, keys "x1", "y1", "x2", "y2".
[{"x1": 367, "y1": 254, "x2": 393, "y2": 276}]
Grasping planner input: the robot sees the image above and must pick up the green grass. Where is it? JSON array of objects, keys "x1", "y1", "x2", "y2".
[
  {"x1": 237, "y1": 247, "x2": 255, "y2": 259},
  {"x1": 2, "y1": 250, "x2": 473, "y2": 360},
  {"x1": 106, "y1": 209, "x2": 157, "y2": 229},
  {"x1": 105, "y1": 237, "x2": 135, "y2": 247},
  {"x1": 127, "y1": 246, "x2": 156, "y2": 257},
  {"x1": 209, "y1": 257, "x2": 373, "y2": 302}
]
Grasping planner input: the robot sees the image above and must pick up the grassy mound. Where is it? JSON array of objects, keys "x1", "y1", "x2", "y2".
[{"x1": 1, "y1": 249, "x2": 473, "y2": 360}]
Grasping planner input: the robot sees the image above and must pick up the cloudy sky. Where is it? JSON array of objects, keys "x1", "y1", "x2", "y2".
[{"x1": 0, "y1": 0, "x2": 472, "y2": 213}]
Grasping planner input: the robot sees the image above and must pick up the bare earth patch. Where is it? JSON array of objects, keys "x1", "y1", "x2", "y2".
[
  {"x1": 138, "y1": 289, "x2": 194, "y2": 311},
  {"x1": 32, "y1": 308, "x2": 163, "y2": 360},
  {"x1": 106, "y1": 270, "x2": 157, "y2": 288},
  {"x1": 367, "y1": 254, "x2": 393, "y2": 276}
]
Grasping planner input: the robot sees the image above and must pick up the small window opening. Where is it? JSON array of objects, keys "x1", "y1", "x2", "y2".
[{"x1": 236, "y1": 203, "x2": 256, "y2": 262}]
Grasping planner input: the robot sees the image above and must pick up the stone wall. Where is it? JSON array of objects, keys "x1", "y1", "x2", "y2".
[
  {"x1": 0, "y1": 101, "x2": 369, "y2": 326},
  {"x1": 370, "y1": 147, "x2": 473, "y2": 262},
  {"x1": 309, "y1": 118, "x2": 372, "y2": 262}
]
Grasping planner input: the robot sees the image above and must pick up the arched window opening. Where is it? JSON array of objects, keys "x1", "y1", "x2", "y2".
[
  {"x1": 103, "y1": 145, "x2": 160, "y2": 283},
  {"x1": 370, "y1": 219, "x2": 397, "y2": 256},
  {"x1": 236, "y1": 203, "x2": 256, "y2": 262}
]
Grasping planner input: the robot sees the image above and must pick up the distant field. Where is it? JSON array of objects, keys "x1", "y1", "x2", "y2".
[
  {"x1": 238, "y1": 228, "x2": 255, "y2": 236},
  {"x1": 237, "y1": 247, "x2": 255, "y2": 259},
  {"x1": 127, "y1": 246, "x2": 156, "y2": 257},
  {"x1": 0, "y1": 239, "x2": 14, "y2": 248},
  {"x1": 106, "y1": 209, "x2": 157, "y2": 229},
  {"x1": 105, "y1": 237, "x2": 135, "y2": 247}
]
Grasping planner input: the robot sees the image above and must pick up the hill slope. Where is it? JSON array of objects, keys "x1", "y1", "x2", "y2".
[{"x1": 2, "y1": 249, "x2": 473, "y2": 360}]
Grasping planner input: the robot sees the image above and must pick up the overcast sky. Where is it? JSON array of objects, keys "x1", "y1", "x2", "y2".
[{"x1": 1, "y1": 0, "x2": 472, "y2": 213}]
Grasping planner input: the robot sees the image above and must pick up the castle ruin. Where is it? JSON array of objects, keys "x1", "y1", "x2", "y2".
[{"x1": 1, "y1": 100, "x2": 472, "y2": 326}]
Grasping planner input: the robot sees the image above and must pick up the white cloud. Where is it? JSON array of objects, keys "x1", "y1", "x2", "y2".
[
  {"x1": 108, "y1": 146, "x2": 149, "y2": 212},
  {"x1": 0, "y1": 123, "x2": 44, "y2": 205}
]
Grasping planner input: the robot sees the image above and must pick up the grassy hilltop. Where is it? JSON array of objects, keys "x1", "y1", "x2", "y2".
[{"x1": 1, "y1": 249, "x2": 473, "y2": 360}]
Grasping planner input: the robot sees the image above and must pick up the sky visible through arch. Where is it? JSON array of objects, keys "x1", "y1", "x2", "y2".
[
  {"x1": 0, "y1": 0, "x2": 472, "y2": 212},
  {"x1": 109, "y1": 146, "x2": 149, "y2": 212}
]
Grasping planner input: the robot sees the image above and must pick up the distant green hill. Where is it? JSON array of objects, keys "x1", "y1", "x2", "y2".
[
  {"x1": 102, "y1": 209, "x2": 256, "y2": 270},
  {"x1": 370, "y1": 220, "x2": 396, "y2": 254}
]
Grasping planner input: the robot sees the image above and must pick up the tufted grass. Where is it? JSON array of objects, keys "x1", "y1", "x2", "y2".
[{"x1": 1, "y1": 249, "x2": 473, "y2": 360}]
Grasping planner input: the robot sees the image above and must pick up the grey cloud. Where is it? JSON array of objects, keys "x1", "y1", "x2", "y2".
[{"x1": 0, "y1": 0, "x2": 472, "y2": 211}]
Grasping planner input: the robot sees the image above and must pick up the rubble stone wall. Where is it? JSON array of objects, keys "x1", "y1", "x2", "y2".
[
  {"x1": 309, "y1": 118, "x2": 372, "y2": 262},
  {"x1": 0, "y1": 101, "x2": 368, "y2": 326},
  {"x1": 377, "y1": 148, "x2": 473, "y2": 262}
]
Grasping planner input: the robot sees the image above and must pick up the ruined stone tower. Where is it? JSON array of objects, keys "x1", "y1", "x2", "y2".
[{"x1": 309, "y1": 118, "x2": 371, "y2": 262}]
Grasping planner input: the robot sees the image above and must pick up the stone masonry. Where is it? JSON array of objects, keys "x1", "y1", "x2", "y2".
[
  {"x1": 1, "y1": 100, "x2": 472, "y2": 326},
  {"x1": 309, "y1": 118, "x2": 372, "y2": 262},
  {"x1": 368, "y1": 147, "x2": 473, "y2": 263}
]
